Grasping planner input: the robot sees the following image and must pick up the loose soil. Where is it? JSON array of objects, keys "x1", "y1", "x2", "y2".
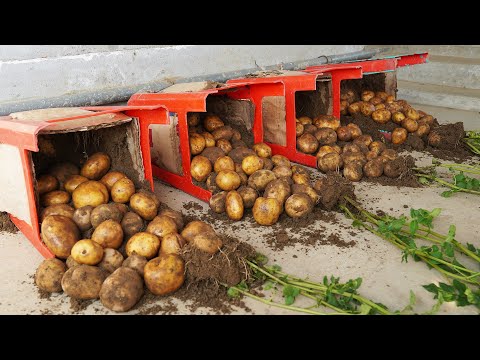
[{"x1": 0, "y1": 212, "x2": 17, "y2": 233}]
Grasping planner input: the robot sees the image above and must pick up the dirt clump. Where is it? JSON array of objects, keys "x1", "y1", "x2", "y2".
[
  {"x1": 314, "y1": 172, "x2": 356, "y2": 211},
  {"x1": 0, "y1": 212, "x2": 18, "y2": 233}
]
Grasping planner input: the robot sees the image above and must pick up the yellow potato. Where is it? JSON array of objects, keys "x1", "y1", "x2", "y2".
[
  {"x1": 190, "y1": 155, "x2": 212, "y2": 182},
  {"x1": 242, "y1": 155, "x2": 264, "y2": 175},
  {"x1": 98, "y1": 248, "x2": 124, "y2": 273},
  {"x1": 49, "y1": 162, "x2": 79, "y2": 185},
  {"x1": 192, "y1": 233, "x2": 223, "y2": 254},
  {"x1": 64, "y1": 175, "x2": 89, "y2": 194},
  {"x1": 202, "y1": 132, "x2": 216, "y2": 147},
  {"x1": 271, "y1": 155, "x2": 291, "y2": 168},
  {"x1": 157, "y1": 208, "x2": 184, "y2": 231},
  {"x1": 144, "y1": 254, "x2": 185, "y2": 296},
  {"x1": 252, "y1": 197, "x2": 282, "y2": 226},
  {"x1": 181, "y1": 221, "x2": 216, "y2": 242},
  {"x1": 80, "y1": 152, "x2": 111, "y2": 180},
  {"x1": 313, "y1": 115, "x2": 340, "y2": 131},
  {"x1": 37, "y1": 175, "x2": 59, "y2": 195},
  {"x1": 225, "y1": 190, "x2": 244, "y2": 221},
  {"x1": 371, "y1": 109, "x2": 392, "y2": 124},
  {"x1": 111, "y1": 178, "x2": 135, "y2": 203},
  {"x1": 216, "y1": 139, "x2": 232, "y2": 154},
  {"x1": 297, "y1": 133, "x2": 319, "y2": 154},
  {"x1": 126, "y1": 232, "x2": 160, "y2": 259},
  {"x1": 203, "y1": 115, "x2": 224, "y2": 132},
  {"x1": 216, "y1": 170, "x2": 241, "y2": 191},
  {"x1": 35, "y1": 258, "x2": 67, "y2": 293},
  {"x1": 100, "y1": 171, "x2": 127, "y2": 192},
  {"x1": 129, "y1": 192, "x2": 158, "y2": 220},
  {"x1": 252, "y1": 143, "x2": 272, "y2": 158},
  {"x1": 146, "y1": 215, "x2": 178, "y2": 239},
  {"x1": 214, "y1": 156, "x2": 235, "y2": 173},
  {"x1": 71, "y1": 239, "x2": 104, "y2": 265},
  {"x1": 72, "y1": 181, "x2": 109, "y2": 209},
  {"x1": 159, "y1": 233, "x2": 186, "y2": 255},
  {"x1": 190, "y1": 133, "x2": 206, "y2": 155},
  {"x1": 61, "y1": 265, "x2": 107, "y2": 300},
  {"x1": 91, "y1": 219, "x2": 124, "y2": 249},
  {"x1": 41, "y1": 215, "x2": 80, "y2": 259},
  {"x1": 41, "y1": 190, "x2": 71, "y2": 207},
  {"x1": 392, "y1": 128, "x2": 408, "y2": 145},
  {"x1": 40, "y1": 204, "x2": 75, "y2": 223}
]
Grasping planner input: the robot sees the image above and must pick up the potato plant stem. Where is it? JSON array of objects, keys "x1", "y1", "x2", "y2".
[{"x1": 414, "y1": 174, "x2": 480, "y2": 195}]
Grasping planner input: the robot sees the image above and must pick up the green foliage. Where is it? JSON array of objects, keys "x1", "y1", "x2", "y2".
[
  {"x1": 423, "y1": 280, "x2": 480, "y2": 309},
  {"x1": 283, "y1": 285, "x2": 300, "y2": 305}
]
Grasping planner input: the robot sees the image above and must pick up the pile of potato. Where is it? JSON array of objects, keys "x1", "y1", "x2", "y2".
[
  {"x1": 341, "y1": 90, "x2": 434, "y2": 145},
  {"x1": 188, "y1": 113, "x2": 320, "y2": 225},
  {"x1": 35, "y1": 152, "x2": 225, "y2": 312}
]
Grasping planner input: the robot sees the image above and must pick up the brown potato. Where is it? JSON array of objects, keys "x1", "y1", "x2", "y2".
[
  {"x1": 37, "y1": 175, "x2": 59, "y2": 195},
  {"x1": 365, "y1": 150, "x2": 379, "y2": 161},
  {"x1": 214, "y1": 156, "x2": 235, "y2": 173},
  {"x1": 98, "y1": 248, "x2": 124, "y2": 273},
  {"x1": 100, "y1": 172, "x2": 126, "y2": 192},
  {"x1": 346, "y1": 123, "x2": 362, "y2": 139},
  {"x1": 80, "y1": 152, "x2": 111, "y2": 180},
  {"x1": 361, "y1": 90, "x2": 375, "y2": 102},
  {"x1": 380, "y1": 149, "x2": 398, "y2": 163},
  {"x1": 72, "y1": 206, "x2": 93, "y2": 232},
  {"x1": 296, "y1": 133, "x2": 319, "y2": 154},
  {"x1": 160, "y1": 233, "x2": 186, "y2": 256},
  {"x1": 272, "y1": 165, "x2": 293, "y2": 179},
  {"x1": 41, "y1": 215, "x2": 80, "y2": 259},
  {"x1": 404, "y1": 108, "x2": 420, "y2": 121},
  {"x1": 343, "y1": 143, "x2": 361, "y2": 154},
  {"x1": 369, "y1": 97, "x2": 383, "y2": 106},
  {"x1": 385, "y1": 102, "x2": 403, "y2": 113},
  {"x1": 262, "y1": 158, "x2": 274, "y2": 170},
  {"x1": 130, "y1": 192, "x2": 158, "y2": 221},
  {"x1": 343, "y1": 162, "x2": 363, "y2": 182},
  {"x1": 360, "y1": 102, "x2": 376, "y2": 117},
  {"x1": 392, "y1": 128, "x2": 408, "y2": 145},
  {"x1": 121, "y1": 211, "x2": 145, "y2": 238},
  {"x1": 285, "y1": 193, "x2": 313, "y2": 218},
  {"x1": 384, "y1": 158, "x2": 406, "y2": 178},
  {"x1": 292, "y1": 172, "x2": 310, "y2": 185},
  {"x1": 144, "y1": 254, "x2": 185, "y2": 296},
  {"x1": 66, "y1": 255, "x2": 80, "y2": 269},
  {"x1": 248, "y1": 170, "x2": 277, "y2": 192},
  {"x1": 298, "y1": 116, "x2": 312, "y2": 125},
  {"x1": 419, "y1": 115, "x2": 434, "y2": 127},
  {"x1": 146, "y1": 215, "x2": 178, "y2": 239},
  {"x1": 427, "y1": 131, "x2": 442, "y2": 147},
  {"x1": 181, "y1": 221, "x2": 216, "y2": 242},
  {"x1": 61, "y1": 265, "x2": 107, "y2": 300},
  {"x1": 71, "y1": 239, "x2": 104, "y2": 265},
  {"x1": 318, "y1": 152, "x2": 343, "y2": 173},
  {"x1": 353, "y1": 134, "x2": 373, "y2": 148},
  {"x1": 64, "y1": 175, "x2": 89, "y2": 194},
  {"x1": 35, "y1": 258, "x2": 67, "y2": 293},
  {"x1": 209, "y1": 191, "x2": 228, "y2": 214},
  {"x1": 231, "y1": 129, "x2": 242, "y2": 141},
  {"x1": 126, "y1": 232, "x2": 160, "y2": 259},
  {"x1": 237, "y1": 186, "x2": 258, "y2": 209},
  {"x1": 336, "y1": 126, "x2": 352, "y2": 142},
  {"x1": 314, "y1": 127, "x2": 337, "y2": 145},
  {"x1": 291, "y1": 165, "x2": 309, "y2": 176},
  {"x1": 225, "y1": 190, "x2": 244, "y2": 221},
  {"x1": 203, "y1": 115, "x2": 224, "y2": 132},
  {"x1": 252, "y1": 143, "x2": 272, "y2": 158},
  {"x1": 303, "y1": 124, "x2": 317, "y2": 135},
  {"x1": 402, "y1": 118, "x2": 419, "y2": 133},
  {"x1": 90, "y1": 203, "x2": 123, "y2": 228},
  {"x1": 291, "y1": 184, "x2": 320, "y2": 205},
  {"x1": 392, "y1": 111, "x2": 406, "y2": 125},
  {"x1": 190, "y1": 155, "x2": 212, "y2": 182},
  {"x1": 271, "y1": 155, "x2": 291, "y2": 167},
  {"x1": 386, "y1": 95, "x2": 395, "y2": 103},
  {"x1": 158, "y1": 208, "x2": 184, "y2": 231},
  {"x1": 342, "y1": 152, "x2": 367, "y2": 166},
  {"x1": 212, "y1": 126, "x2": 234, "y2": 141},
  {"x1": 92, "y1": 220, "x2": 124, "y2": 249},
  {"x1": 363, "y1": 159, "x2": 384, "y2": 178},
  {"x1": 376, "y1": 91, "x2": 389, "y2": 101},
  {"x1": 341, "y1": 90, "x2": 355, "y2": 103},
  {"x1": 252, "y1": 197, "x2": 282, "y2": 226},
  {"x1": 100, "y1": 267, "x2": 144, "y2": 312},
  {"x1": 189, "y1": 133, "x2": 206, "y2": 155},
  {"x1": 227, "y1": 147, "x2": 254, "y2": 165},
  {"x1": 313, "y1": 115, "x2": 340, "y2": 131},
  {"x1": 375, "y1": 103, "x2": 386, "y2": 110},
  {"x1": 216, "y1": 170, "x2": 241, "y2": 191},
  {"x1": 232, "y1": 139, "x2": 247, "y2": 149},
  {"x1": 264, "y1": 178, "x2": 291, "y2": 206},
  {"x1": 204, "y1": 173, "x2": 218, "y2": 193},
  {"x1": 202, "y1": 132, "x2": 216, "y2": 148},
  {"x1": 296, "y1": 122, "x2": 304, "y2": 137},
  {"x1": 41, "y1": 190, "x2": 70, "y2": 207},
  {"x1": 200, "y1": 146, "x2": 226, "y2": 164},
  {"x1": 238, "y1": 170, "x2": 249, "y2": 186},
  {"x1": 369, "y1": 141, "x2": 387, "y2": 155},
  {"x1": 415, "y1": 123, "x2": 431, "y2": 137},
  {"x1": 340, "y1": 100, "x2": 349, "y2": 115},
  {"x1": 187, "y1": 112, "x2": 201, "y2": 127},
  {"x1": 316, "y1": 145, "x2": 337, "y2": 159},
  {"x1": 40, "y1": 204, "x2": 75, "y2": 223},
  {"x1": 49, "y1": 162, "x2": 79, "y2": 186},
  {"x1": 216, "y1": 139, "x2": 233, "y2": 154},
  {"x1": 72, "y1": 181, "x2": 109, "y2": 209},
  {"x1": 122, "y1": 255, "x2": 148, "y2": 277},
  {"x1": 111, "y1": 178, "x2": 135, "y2": 204},
  {"x1": 371, "y1": 109, "x2": 392, "y2": 124},
  {"x1": 348, "y1": 102, "x2": 362, "y2": 115},
  {"x1": 242, "y1": 155, "x2": 264, "y2": 175}
]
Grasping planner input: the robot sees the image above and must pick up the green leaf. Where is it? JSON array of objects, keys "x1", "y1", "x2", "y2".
[
  {"x1": 263, "y1": 281, "x2": 274, "y2": 291},
  {"x1": 359, "y1": 303, "x2": 372, "y2": 315},
  {"x1": 442, "y1": 242, "x2": 455, "y2": 258},
  {"x1": 452, "y1": 279, "x2": 466, "y2": 293},
  {"x1": 285, "y1": 295, "x2": 295, "y2": 306},
  {"x1": 227, "y1": 287, "x2": 240, "y2": 298},
  {"x1": 409, "y1": 220, "x2": 419, "y2": 235},
  {"x1": 423, "y1": 283, "x2": 439, "y2": 295},
  {"x1": 441, "y1": 190, "x2": 454, "y2": 198},
  {"x1": 430, "y1": 208, "x2": 442, "y2": 218},
  {"x1": 271, "y1": 264, "x2": 282, "y2": 272},
  {"x1": 254, "y1": 253, "x2": 268, "y2": 265}
]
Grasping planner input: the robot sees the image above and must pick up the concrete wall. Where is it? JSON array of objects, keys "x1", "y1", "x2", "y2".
[{"x1": 0, "y1": 45, "x2": 364, "y2": 114}]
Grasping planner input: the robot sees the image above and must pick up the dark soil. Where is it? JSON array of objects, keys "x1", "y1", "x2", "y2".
[
  {"x1": 69, "y1": 298, "x2": 94, "y2": 313},
  {"x1": 0, "y1": 212, "x2": 17, "y2": 233},
  {"x1": 315, "y1": 172, "x2": 356, "y2": 211},
  {"x1": 362, "y1": 155, "x2": 421, "y2": 188},
  {"x1": 425, "y1": 122, "x2": 472, "y2": 162},
  {"x1": 134, "y1": 291, "x2": 179, "y2": 315}
]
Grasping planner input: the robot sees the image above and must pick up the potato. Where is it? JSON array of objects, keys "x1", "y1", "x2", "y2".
[
  {"x1": 90, "y1": 203, "x2": 123, "y2": 228},
  {"x1": 212, "y1": 126, "x2": 234, "y2": 141},
  {"x1": 72, "y1": 206, "x2": 93, "y2": 232},
  {"x1": 239, "y1": 170, "x2": 250, "y2": 186},
  {"x1": 187, "y1": 112, "x2": 201, "y2": 127},
  {"x1": 203, "y1": 115, "x2": 224, "y2": 132},
  {"x1": 144, "y1": 254, "x2": 185, "y2": 295},
  {"x1": 202, "y1": 132, "x2": 216, "y2": 147},
  {"x1": 216, "y1": 139, "x2": 233, "y2": 154},
  {"x1": 126, "y1": 232, "x2": 160, "y2": 259},
  {"x1": 314, "y1": 128, "x2": 337, "y2": 145},
  {"x1": 346, "y1": 123, "x2": 362, "y2": 139},
  {"x1": 264, "y1": 178, "x2": 291, "y2": 207},
  {"x1": 226, "y1": 147, "x2": 253, "y2": 164},
  {"x1": 231, "y1": 129, "x2": 242, "y2": 142},
  {"x1": 189, "y1": 126, "x2": 200, "y2": 135},
  {"x1": 369, "y1": 141, "x2": 387, "y2": 155},
  {"x1": 206, "y1": 172, "x2": 219, "y2": 192},
  {"x1": 291, "y1": 165, "x2": 308, "y2": 176},
  {"x1": 271, "y1": 154, "x2": 291, "y2": 167},
  {"x1": 342, "y1": 152, "x2": 367, "y2": 166},
  {"x1": 160, "y1": 233, "x2": 186, "y2": 256},
  {"x1": 292, "y1": 172, "x2": 310, "y2": 185},
  {"x1": 248, "y1": 170, "x2": 277, "y2": 192},
  {"x1": 384, "y1": 159, "x2": 405, "y2": 178},
  {"x1": 340, "y1": 100, "x2": 349, "y2": 115},
  {"x1": 380, "y1": 149, "x2": 398, "y2": 163},
  {"x1": 291, "y1": 184, "x2": 320, "y2": 205},
  {"x1": 348, "y1": 102, "x2": 362, "y2": 115},
  {"x1": 72, "y1": 181, "x2": 109, "y2": 209},
  {"x1": 41, "y1": 215, "x2": 80, "y2": 259},
  {"x1": 137, "y1": 189, "x2": 161, "y2": 209},
  {"x1": 415, "y1": 123, "x2": 431, "y2": 137},
  {"x1": 122, "y1": 255, "x2": 147, "y2": 277},
  {"x1": 297, "y1": 116, "x2": 312, "y2": 125},
  {"x1": 363, "y1": 159, "x2": 384, "y2": 178},
  {"x1": 209, "y1": 191, "x2": 228, "y2": 214},
  {"x1": 316, "y1": 145, "x2": 337, "y2": 159},
  {"x1": 392, "y1": 128, "x2": 408, "y2": 145},
  {"x1": 242, "y1": 155, "x2": 264, "y2": 175},
  {"x1": 232, "y1": 139, "x2": 247, "y2": 149},
  {"x1": 92, "y1": 220, "x2": 124, "y2": 249},
  {"x1": 360, "y1": 102, "x2": 376, "y2": 117},
  {"x1": 216, "y1": 170, "x2": 241, "y2": 191},
  {"x1": 385, "y1": 102, "x2": 403, "y2": 114},
  {"x1": 371, "y1": 109, "x2": 392, "y2": 124},
  {"x1": 35, "y1": 258, "x2": 67, "y2": 293},
  {"x1": 190, "y1": 155, "x2": 212, "y2": 183},
  {"x1": 98, "y1": 248, "x2": 124, "y2": 273},
  {"x1": 181, "y1": 221, "x2": 216, "y2": 242},
  {"x1": 111, "y1": 178, "x2": 135, "y2": 204},
  {"x1": 49, "y1": 162, "x2": 79, "y2": 185},
  {"x1": 296, "y1": 122, "x2": 304, "y2": 137},
  {"x1": 369, "y1": 97, "x2": 383, "y2": 106},
  {"x1": 100, "y1": 267, "x2": 143, "y2": 312},
  {"x1": 419, "y1": 115, "x2": 434, "y2": 127},
  {"x1": 121, "y1": 211, "x2": 145, "y2": 238},
  {"x1": 341, "y1": 90, "x2": 355, "y2": 103},
  {"x1": 189, "y1": 133, "x2": 206, "y2": 155},
  {"x1": 63, "y1": 175, "x2": 89, "y2": 195},
  {"x1": 297, "y1": 133, "x2": 319, "y2": 154},
  {"x1": 66, "y1": 256, "x2": 80, "y2": 269},
  {"x1": 41, "y1": 190, "x2": 71, "y2": 207},
  {"x1": 252, "y1": 197, "x2": 282, "y2": 226},
  {"x1": 427, "y1": 131, "x2": 441, "y2": 147},
  {"x1": 40, "y1": 204, "x2": 75, "y2": 223},
  {"x1": 404, "y1": 108, "x2": 420, "y2": 121},
  {"x1": 37, "y1": 175, "x2": 59, "y2": 195},
  {"x1": 376, "y1": 91, "x2": 389, "y2": 101},
  {"x1": 313, "y1": 115, "x2": 340, "y2": 131},
  {"x1": 365, "y1": 150, "x2": 379, "y2": 161},
  {"x1": 391, "y1": 112, "x2": 406, "y2": 125},
  {"x1": 158, "y1": 208, "x2": 184, "y2": 231},
  {"x1": 200, "y1": 147, "x2": 226, "y2": 165},
  {"x1": 214, "y1": 156, "x2": 235, "y2": 173},
  {"x1": 303, "y1": 124, "x2": 317, "y2": 135},
  {"x1": 361, "y1": 90, "x2": 375, "y2": 102},
  {"x1": 237, "y1": 186, "x2": 258, "y2": 209},
  {"x1": 285, "y1": 193, "x2": 313, "y2": 218},
  {"x1": 401, "y1": 118, "x2": 419, "y2": 133},
  {"x1": 251, "y1": 143, "x2": 271, "y2": 158},
  {"x1": 262, "y1": 158, "x2": 274, "y2": 170},
  {"x1": 71, "y1": 239, "x2": 104, "y2": 265},
  {"x1": 375, "y1": 104, "x2": 386, "y2": 110},
  {"x1": 353, "y1": 134, "x2": 373, "y2": 148},
  {"x1": 343, "y1": 143, "x2": 361, "y2": 154},
  {"x1": 318, "y1": 152, "x2": 343, "y2": 173},
  {"x1": 225, "y1": 190, "x2": 244, "y2": 221},
  {"x1": 80, "y1": 152, "x2": 111, "y2": 180},
  {"x1": 100, "y1": 172, "x2": 126, "y2": 192},
  {"x1": 343, "y1": 162, "x2": 363, "y2": 182},
  {"x1": 336, "y1": 126, "x2": 352, "y2": 142},
  {"x1": 61, "y1": 265, "x2": 107, "y2": 300},
  {"x1": 272, "y1": 165, "x2": 293, "y2": 179},
  {"x1": 386, "y1": 95, "x2": 395, "y2": 103},
  {"x1": 146, "y1": 215, "x2": 178, "y2": 239}
]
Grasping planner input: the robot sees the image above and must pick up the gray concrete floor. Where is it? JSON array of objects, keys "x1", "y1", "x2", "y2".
[{"x1": 0, "y1": 149, "x2": 479, "y2": 315}]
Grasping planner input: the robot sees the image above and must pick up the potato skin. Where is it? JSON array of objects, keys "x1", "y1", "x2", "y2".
[
  {"x1": 353, "y1": 135, "x2": 373, "y2": 148},
  {"x1": 237, "y1": 186, "x2": 258, "y2": 209},
  {"x1": 122, "y1": 255, "x2": 148, "y2": 277},
  {"x1": 371, "y1": 109, "x2": 392, "y2": 124},
  {"x1": 98, "y1": 248, "x2": 124, "y2": 273},
  {"x1": 262, "y1": 158, "x2": 274, "y2": 170},
  {"x1": 296, "y1": 122, "x2": 304, "y2": 137},
  {"x1": 346, "y1": 123, "x2": 362, "y2": 139},
  {"x1": 144, "y1": 254, "x2": 185, "y2": 296},
  {"x1": 72, "y1": 181, "x2": 109, "y2": 209},
  {"x1": 91, "y1": 219, "x2": 124, "y2": 249},
  {"x1": 392, "y1": 128, "x2": 408, "y2": 145},
  {"x1": 252, "y1": 143, "x2": 272, "y2": 158},
  {"x1": 361, "y1": 90, "x2": 375, "y2": 102},
  {"x1": 61, "y1": 265, "x2": 107, "y2": 300},
  {"x1": 214, "y1": 156, "x2": 235, "y2": 173},
  {"x1": 129, "y1": 192, "x2": 158, "y2": 221},
  {"x1": 126, "y1": 232, "x2": 161, "y2": 259},
  {"x1": 100, "y1": 171, "x2": 127, "y2": 191},
  {"x1": 100, "y1": 267, "x2": 144, "y2": 312},
  {"x1": 41, "y1": 190, "x2": 71, "y2": 207},
  {"x1": 272, "y1": 165, "x2": 293, "y2": 179},
  {"x1": 202, "y1": 132, "x2": 216, "y2": 147},
  {"x1": 291, "y1": 184, "x2": 320, "y2": 205},
  {"x1": 212, "y1": 126, "x2": 234, "y2": 141},
  {"x1": 314, "y1": 128, "x2": 337, "y2": 145},
  {"x1": 216, "y1": 139, "x2": 232, "y2": 154},
  {"x1": 72, "y1": 206, "x2": 94, "y2": 232},
  {"x1": 37, "y1": 175, "x2": 59, "y2": 195},
  {"x1": 392, "y1": 112, "x2": 406, "y2": 125},
  {"x1": 271, "y1": 155, "x2": 291, "y2": 168},
  {"x1": 64, "y1": 175, "x2": 89, "y2": 194},
  {"x1": 313, "y1": 115, "x2": 340, "y2": 131},
  {"x1": 49, "y1": 162, "x2": 79, "y2": 186},
  {"x1": 121, "y1": 211, "x2": 145, "y2": 238},
  {"x1": 248, "y1": 170, "x2": 277, "y2": 192},
  {"x1": 190, "y1": 133, "x2": 206, "y2": 155},
  {"x1": 81, "y1": 152, "x2": 111, "y2": 180},
  {"x1": 111, "y1": 178, "x2": 135, "y2": 204},
  {"x1": 41, "y1": 215, "x2": 80, "y2": 259},
  {"x1": 216, "y1": 170, "x2": 241, "y2": 191},
  {"x1": 363, "y1": 160, "x2": 384, "y2": 178},
  {"x1": 402, "y1": 118, "x2": 419, "y2": 133},
  {"x1": 343, "y1": 162, "x2": 363, "y2": 182},
  {"x1": 40, "y1": 204, "x2": 75, "y2": 223},
  {"x1": 181, "y1": 221, "x2": 215, "y2": 242},
  {"x1": 90, "y1": 203, "x2": 123, "y2": 228},
  {"x1": 200, "y1": 147, "x2": 226, "y2": 165},
  {"x1": 187, "y1": 112, "x2": 201, "y2": 126},
  {"x1": 318, "y1": 152, "x2": 343, "y2": 173},
  {"x1": 192, "y1": 233, "x2": 223, "y2": 254},
  {"x1": 159, "y1": 233, "x2": 186, "y2": 256},
  {"x1": 264, "y1": 178, "x2": 292, "y2": 206},
  {"x1": 71, "y1": 239, "x2": 104, "y2": 265},
  {"x1": 252, "y1": 197, "x2": 282, "y2": 226},
  {"x1": 146, "y1": 215, "x2": 178, "y2": 239},
  {"x1": 242, "y1": 155, "x2": 264, "y2": 175},
  {"x1": 190, "y1": 155, "x2": 212, "y2": 182},
  {"x1": 209, "y1": 191, "x2": 228, "y2": 214},
  {"x1": 203, "y1": 115, "x2": 224, "y2": 132},
  {"x1": 157, "y1": 208, "x2": 184, "y2": 231},
  {"x1": 285, "y1": 193, "x2": 313, "y2": 218},
  {"x1": 35, "y1": 258, "x2": 67, "y2": 293},
  {"x1": 297, "y1": 133, "x2": 319, "y2": 154},
  {"x1": 225, "y1": 190, "x2": 244, "y2": 221}
]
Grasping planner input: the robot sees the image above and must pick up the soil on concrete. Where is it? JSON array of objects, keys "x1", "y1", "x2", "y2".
[
  {"x1": 134, "y1": 291, "x2": 179, "y2": 315},
  {"x1": 0, "y1": 212, "x2": 18, "y2": 233},
  {"x1": 69, "y1": 298, "x2": 94, "y2": 313}
]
